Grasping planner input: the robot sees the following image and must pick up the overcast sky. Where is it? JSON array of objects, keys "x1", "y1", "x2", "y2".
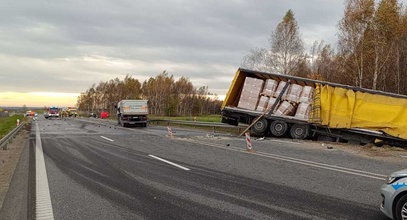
[{"x1": 0, "y1": 0, "x2": 348, "y2": 106}]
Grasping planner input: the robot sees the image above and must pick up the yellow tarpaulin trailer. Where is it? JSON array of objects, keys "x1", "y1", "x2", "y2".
[{"x1": 319, "y1": 85, "x2": 407, "y2": 140}]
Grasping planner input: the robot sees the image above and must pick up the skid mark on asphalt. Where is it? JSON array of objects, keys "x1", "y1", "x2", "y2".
[{"x1": 181, "y1": 138, "x2": 386, "y2": 181}]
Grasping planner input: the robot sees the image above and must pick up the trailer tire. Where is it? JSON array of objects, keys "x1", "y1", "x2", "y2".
[
  {"x1": 269, "y1": 120, "x2": 288, "y2": 137},
  {"x1": 290, "y1": 124, "x2": 310, "y2": 140},
  {"x1": 251, "y1": 118, "x2": 268, "y2": 134}
]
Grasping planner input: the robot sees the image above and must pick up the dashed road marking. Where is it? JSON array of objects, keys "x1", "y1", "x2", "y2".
[
  {"x1": 100, "y1": 136, "x2": 114, "y2": 142},
  {"x1": 35, "y1": 122, "x2": 55, "y2": 220},
  {"x1": 148, "y1": 154, "x2": 190, "y2": 171}
]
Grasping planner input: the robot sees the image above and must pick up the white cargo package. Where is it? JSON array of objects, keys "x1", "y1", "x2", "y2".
[
  {"x1": 299, "y1": 86, "x2": 315, "y2": 103},
  {"x1": 261, "y1": 79, "x2": 278, "y2": 96},
  {"x1": 265, "y1": 97, "x2": 277, "y2": 113},
  {"x1": 256, "y1": 96, "x2": 270, "y2": 112},
  {"x1": 295, "y1": 103, "x2": 311, "y2": 120},
  {"x1": 118, "y1": 100, "x2": 148, "y2": 115},
  {"x1": 275, "y1": 101, "x2": 296, "y2": 116},
  {"x1": 266, "y1": 97, "x2": 277, "y2": 110},
  {"x1": 237, "y1": 77, "x2": 264, "y2": 111},
  {"x1": 274, "y1": 81, "x2": 289, "y2": 98},
  {"x1": 285, "y1": 84, "x2": 303, "y2": 103}
]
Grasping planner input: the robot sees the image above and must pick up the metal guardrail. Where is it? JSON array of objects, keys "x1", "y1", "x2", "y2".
[
  {"x1": 148, "y1": 119, "x2": 246, "y2": 132},
  {"x1": 0, "y1": 122, "x2": 25, "y2": 150},
  {"x1": 80, "y1": 117, "x2": 247, "y2": 133}
]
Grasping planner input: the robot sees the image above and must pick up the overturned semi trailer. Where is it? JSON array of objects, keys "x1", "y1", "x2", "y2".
[{"x1": 221, "y1": 68, "x2": 407, "y2": 146}]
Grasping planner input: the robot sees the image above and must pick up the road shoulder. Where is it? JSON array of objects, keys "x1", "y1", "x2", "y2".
[{"x1": 0, "y1": 124, "x2": 31, "y2": 220}]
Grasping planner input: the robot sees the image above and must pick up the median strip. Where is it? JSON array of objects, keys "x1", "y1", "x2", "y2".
[
  {"x1": 35, "y1": 122, "x2": 55, "y2": 220},
  {"x1": 148, "y1": 154, "x2": 190, "y2": 171},
  {"x1": 100, "y1": 136, "x2": 114, "y2": 142}
]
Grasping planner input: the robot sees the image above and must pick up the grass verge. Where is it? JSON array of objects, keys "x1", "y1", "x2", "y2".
[{"x1": 0, "y1": 115, "x2": 25, "y2": 139}]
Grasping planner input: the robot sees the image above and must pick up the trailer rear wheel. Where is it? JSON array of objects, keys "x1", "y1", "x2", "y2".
[
  {"x1": 269, "y1": 120, "x2": 288, "y2": 137},
  {"x1": 251, "y1": 118, "x2": 268, "y2": 134},
  {"x1": 290, "y1": 124, "x2": 310, "y2": 140}
]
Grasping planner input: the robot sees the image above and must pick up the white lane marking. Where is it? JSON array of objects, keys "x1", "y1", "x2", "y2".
[
  {"x1": 100, "y1": 136, "x2": 114, "y2": 142},
  {"x1": 183, "y1": 139, "x2": 386, "y2": 180},
  {"x1": 35, "y1": 122, "x2": 55, "y2": 220},
  {"x1": 148, "y1": 155, "x2": 190, "y2": 171}
]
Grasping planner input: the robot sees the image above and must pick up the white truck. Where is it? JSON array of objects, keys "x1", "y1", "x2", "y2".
[{"x1": 116, "y1": 100, "x2": 148, "y2": 127}]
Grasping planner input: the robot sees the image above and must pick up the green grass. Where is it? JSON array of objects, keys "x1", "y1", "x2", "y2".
[
  {"x1": 148, "y1": 115, "x2": 221, "y2": 122},
  {"x1": 0, "y1": 115, "x2": 25, "y2": 139}
]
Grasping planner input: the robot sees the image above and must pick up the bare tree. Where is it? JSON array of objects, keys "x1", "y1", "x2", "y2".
[
  {"x1": 270, "y1": 9, "x2": 304, "y2": 75},
  {"x1": 241, "y1": 48, "x2": 273, "y2": 72},
  {"x1": 371, "y1": 0, "x2": 401, "y2": 90},
  {"x1": 338, "y1": 0, "x2": 374, "y2": 87}
]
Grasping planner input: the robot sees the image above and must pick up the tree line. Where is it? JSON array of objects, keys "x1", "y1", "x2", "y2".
[
  {"x1": 242, "y1": 0, "x2": 407, "y2": 95},
  {"x1": 77, "y1": 72, "x2": 222, "y2": 116}
]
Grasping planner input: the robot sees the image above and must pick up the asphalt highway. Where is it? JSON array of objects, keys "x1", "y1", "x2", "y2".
[{"x1": 26, "y1": 117, "x2": 407, "y2": 219}]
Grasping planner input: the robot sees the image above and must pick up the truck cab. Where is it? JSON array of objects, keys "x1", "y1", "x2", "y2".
[
  {"x1": 67, "y1": 107, "x2": 78, "y2": 117},
  {"x1": 45, "y1": 107, "x2": 60, "y2": 119},
  {"x1": 116, "y1": 100, "x2": 148, "y2": 127}
]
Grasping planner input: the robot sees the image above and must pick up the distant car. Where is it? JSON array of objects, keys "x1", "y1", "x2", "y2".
[
  {"x1": 381, "y1": 169, "x2": 407, "y2": 219},
  {"x1": 89, "y1": 113, "x2": 96, "y2": 118},
  {"x1": 25, "y1": 111, "x2": 35, "y2": 117},
  {"x1": 100, "y1": 112, "x2": 109, "y2": 119}
]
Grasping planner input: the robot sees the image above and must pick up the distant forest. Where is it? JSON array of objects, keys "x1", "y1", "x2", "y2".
[
  {"x1": 242, "y1": 0, "x2": 407, "y2": 95},
  {"x1": 76, "y1": 72, "x2": 222, "y2": 116}
]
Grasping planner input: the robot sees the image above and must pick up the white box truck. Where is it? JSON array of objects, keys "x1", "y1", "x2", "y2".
[{"x1": 116, "y1": 100, "x2": 148, "y2": 127}]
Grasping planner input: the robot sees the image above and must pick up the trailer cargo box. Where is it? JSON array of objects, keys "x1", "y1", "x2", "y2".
[{"x1": 221, "y1": 68, "x2": 407, "y2": 146}]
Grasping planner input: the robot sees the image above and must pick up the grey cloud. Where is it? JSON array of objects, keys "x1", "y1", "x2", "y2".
[{"x1": 1, "y1": 0, "x2": 345, "y2": 95}]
